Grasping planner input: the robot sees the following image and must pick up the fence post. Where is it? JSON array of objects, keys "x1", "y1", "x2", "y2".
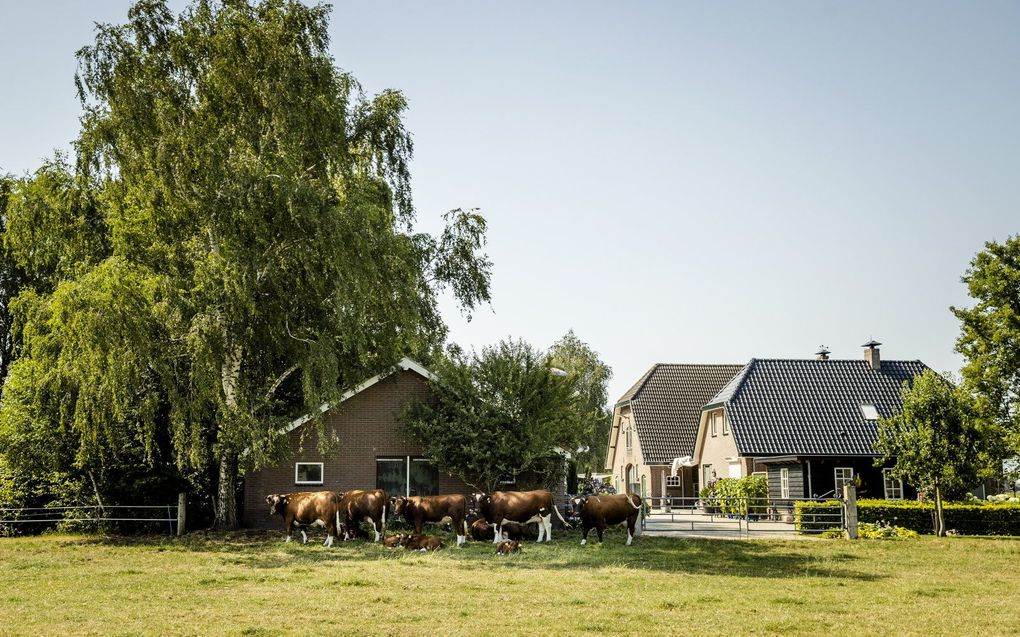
[
  {"x1": 843, "y1": 485, "x2": 858, "y2": 540},
  {"x1": 177, "y1": 492, "x2": 187, "y2": 536}
]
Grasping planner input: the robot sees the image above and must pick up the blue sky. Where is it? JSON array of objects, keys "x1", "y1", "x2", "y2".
[{"x1": 2, "y1": 1, "x2": 1018, "y2": 403}]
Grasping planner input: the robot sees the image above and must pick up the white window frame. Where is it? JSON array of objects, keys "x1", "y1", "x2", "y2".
[
  {"x1": 702, "y1": 464, "x2": 713, "y2": 486},
  {"x1": 883, "y1": 469, "x2": 904, "y2": 500},
  {"x1": 860, "y1": 404, "x2": 879, "y2": 420},
  {"x1": 666, "y1": 475, "x2": 681, "y2": 488},
  {"x1": 834, "y1": 467, "x2": 853, "y2": 494},
  {"x1": 779, "y1": 467, "x2": 790, "y2": 499},
  {"x1": 625, "y1": 427, "x2": 633, "y2": 450},
  {"x1": 294, "y1": 462, "x2": 324, "y2": 486},
  {"x1": 722, "y1": 413, "x2": 730, "y2": 435},
  {"x1": 710, "y1": 413, "x2": 718, "y2": 437}
]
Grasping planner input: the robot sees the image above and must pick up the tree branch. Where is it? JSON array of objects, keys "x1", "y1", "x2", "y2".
[{"x1": 264, "y1": 363, "x2": 299, "y2": 402}]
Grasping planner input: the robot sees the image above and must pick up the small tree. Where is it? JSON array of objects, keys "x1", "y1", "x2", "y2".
[
  {"x1": 875, "y1": 370, "x2": 987, "y2": 536},
  {"x1": 547, "y1": 330, "x2": 612, "y2": 476},
  {"x1": 403, "y1": 339, "x2": 589, "y2": 493}
]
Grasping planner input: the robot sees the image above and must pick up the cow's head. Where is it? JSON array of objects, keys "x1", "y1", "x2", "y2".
[
  {"x1": 571, "y1": 495, "x2": 589, "y2": 511},
  {"x1": 265, "y1": 494, "x2": 288, "y2": 516},
  {"x1": 391, "y1": 496, "x2": 408, "y2": 517},
  {"x1": 473, "y1": 493, "x2": 490, "y2": 511}
]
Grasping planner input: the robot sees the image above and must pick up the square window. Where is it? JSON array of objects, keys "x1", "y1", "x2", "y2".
[
  {"x1": 860, "y1": 404, "x2": 880, "y2": 420},
  {"x1": 883, "y1": 469, "x2": 903, "y2": 500},
  {"x1": 295, "y1": 462, "x2": 323, "y2": 485},
  {"x1": 834, "y1": 467, "x2": 854, "y2": 494}
]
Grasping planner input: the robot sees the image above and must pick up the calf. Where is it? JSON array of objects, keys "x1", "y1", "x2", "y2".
[
  {"x1": 469, "y1": 519, "x2": 534, "y2": 542},
  {"x1": 571, "y1": 493, "x2": 642, "y2": 546},
  {"x1": 475, "y1": 490, "x2": 568, "y2": 543},
  {"x1": 495, "y1": 540, "x2": 521, "y2": 555},
  {"x1": 404, "y1": 534, "x2": 444, "y2": 551},
  {"x1": 391, "y1": 494, "x2": 469, "y2": 547},
  {"x1": 383, "y1": 533, "x2": 411, "y2": 548},
  {"x1": 265, "y1": 491, "x2": 341, "y2": 547},
  {"x1": 338, "y1": 489, "x2": 388, "y2": 542}
]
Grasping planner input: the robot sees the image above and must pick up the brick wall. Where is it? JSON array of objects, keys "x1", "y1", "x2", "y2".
[{"x1": 242, "y1": 369, "x2": 471, "y2": 527}]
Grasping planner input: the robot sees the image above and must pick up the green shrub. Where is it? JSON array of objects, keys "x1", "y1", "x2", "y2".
[
  {"x1": 794, "y1": 499, "x2": 1020, "y2": 536},
  {"x1": 707, "y1": 475, "x2": 768, "y2": 517}
]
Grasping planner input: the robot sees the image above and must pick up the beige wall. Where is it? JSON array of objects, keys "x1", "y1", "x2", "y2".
[
  {"x1": 693, "y1": 408, "x2": 752, "y2": 485},
  {"x1": 607, "y1": 407, "x2": 653, "y2": 498}
]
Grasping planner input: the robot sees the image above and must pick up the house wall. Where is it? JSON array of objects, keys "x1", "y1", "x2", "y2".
[
  {"x1": 608, "y1": 407, "x2": 653, "y2": 499},
  {"x1": 241, "y1": 370, "x2": 470, "y2": 527},
  {"x1": 695, "y1": 408, "x2": 752, "y2": 487},
  {"x1": 764, "y1": 458, "x2": 917, "y2": 501},
  {"x1": 766, "y1": 464, "x2": 806, "y2": 499}
]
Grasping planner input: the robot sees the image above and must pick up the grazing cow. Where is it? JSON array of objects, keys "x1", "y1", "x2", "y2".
[
  {"x1": 469, "y1": 519, "x2": 534, "y2": 542},
  {"x1": 570, "y1": 493, "x2": 643, "y2": 546},
  {"x1": 404, "y1": 534, "x2": 444, "y2": 551},
  {"x1": 495, "y1": 540, "x2": 521, "y2": 555},
  {"x1": 265, "y1": 491, "x2": 341, "y2": 547},
  {"x1": 391, "y1": 495, "x2": 469, "y2": 547},
  {"x1": 383, "y1": 533, "x2": 410, "y2": 548},
  {"x1": 338, "y1": 489, "x2": 388, "y2": 542},
  {"x1": 475, "y1": 490, "x2": 568, "y2": 543}
]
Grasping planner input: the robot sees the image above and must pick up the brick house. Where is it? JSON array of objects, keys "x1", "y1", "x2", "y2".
[{"x1": 241, "y1": 358, "x2": 471, "y2": 527}]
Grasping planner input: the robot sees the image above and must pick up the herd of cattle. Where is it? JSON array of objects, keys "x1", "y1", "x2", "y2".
[{"x1": 264, "y1": 488, "x2": 644, "y2": 552}]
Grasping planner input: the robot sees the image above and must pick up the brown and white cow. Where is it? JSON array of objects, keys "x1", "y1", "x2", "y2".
[
  {"x1": 383, "y1": 533, "x2": 411, "y2": 548},
  {"x1": 496, "y1": 539, "x2": 522, "y2": 555},
  {"x1": 265, "y1": 491, "x2": 342, "y2": 547},
  {"x1": 475, "y1": 490, "x2": 568, "y2": 543},
  {"x1": 338, "y1": 489, "x2": 388, "y2": 542},
  {"x1": 391, "y1": 495, "x2": 469, "y2": 547},
  {"x1": 570, "y1": 493, "x2": 643, "y2": 546},
  {"x1": 404, "y1": 534, "x2": 444, "y2": 551},
  {"x1": 469, "y1": 518, "x2": 534, "y2": 542}
]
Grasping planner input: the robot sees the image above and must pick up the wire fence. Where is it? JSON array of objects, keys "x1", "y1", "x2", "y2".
[
  {"x1": 0, "y1": 504, "x2": 181, "y2": 536},
  {"x1": 640, "y1": 495, "x2": 846, "y2": 538}
]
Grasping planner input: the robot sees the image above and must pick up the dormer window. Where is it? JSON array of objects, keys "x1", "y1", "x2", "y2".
[{"x1": 860, "y1": 404, "x2": 879, "y2": 420}]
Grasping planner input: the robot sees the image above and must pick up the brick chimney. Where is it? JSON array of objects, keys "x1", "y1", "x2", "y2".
[
  {"x1": 815, "y1": 346, "x2": 831, "y2": 361},
  {"x1": 862, "y1": 339, "x2": 881, "y2": 370}
]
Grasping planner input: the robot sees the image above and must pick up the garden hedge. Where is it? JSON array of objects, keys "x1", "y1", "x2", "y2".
[{"x1": 794, "y1": 499, "x2": 1020, "y2": 536}]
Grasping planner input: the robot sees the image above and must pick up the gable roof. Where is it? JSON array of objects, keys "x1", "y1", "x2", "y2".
[
  {"x1": 620, "y1": 363, "x2": 744, "y2": 464},
  {"x1": 715, "y1": 358, "x2": 929, "y2": 456},
  {"x1": 281, "y1": 358, "x2": 434, "y2": 436}
]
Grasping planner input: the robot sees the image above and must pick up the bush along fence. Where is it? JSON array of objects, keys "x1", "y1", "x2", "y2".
[
  {"x1": 0, "y1": 493, "x2": 187, "y2": 537},
  {"x1": 795, "y1": 498, "x2": 1020, "y2": 536}
]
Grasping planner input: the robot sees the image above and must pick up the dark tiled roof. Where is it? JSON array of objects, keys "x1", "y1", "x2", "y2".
[
  {"x1": 722, "y1": 359, "x2": 929, "y2": 456},
  {"x1": 621, "y1": 364, "x2": 744, "y2": 465}
]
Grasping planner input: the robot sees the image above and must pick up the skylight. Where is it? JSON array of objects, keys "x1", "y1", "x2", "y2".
[{"x1": 860, "y1": 404, "x2": 879, "y2": 420}]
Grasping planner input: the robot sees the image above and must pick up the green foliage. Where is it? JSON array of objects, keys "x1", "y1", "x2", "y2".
[
  {"x1": 403, "y1": 339, "x2": 589, "y2": 493},
  {"x1": 795, "y1": 499, "x2": 1020, "y2": 536},
  {"x1": 952, "y1": 235, "x2": 1020, "y2": 456},
  {"x1": 875, "y1": 370, "x2": 989, "y2": 535},
  {"x1": 1, "y1": 0, "x2": 492, "y2": 528},
  {"x1": 819, "y1": 522, "x2": 918, "y2": 540},
  {"x1": 709, "y1": 475, "x2": 769, "y2": 516},
  {"x1": 546, "y1": 330, "x2": 613, "y2": 474}
]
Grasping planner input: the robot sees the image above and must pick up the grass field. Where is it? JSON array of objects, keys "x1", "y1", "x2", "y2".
[{"x1": 2, "y1": 529, "x2": 1019, "y2": 636}]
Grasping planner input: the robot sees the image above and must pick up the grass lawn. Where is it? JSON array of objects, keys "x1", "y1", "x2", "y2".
[{"x1": 1, "y1": 529, "x2": 1019, "y2": 636}]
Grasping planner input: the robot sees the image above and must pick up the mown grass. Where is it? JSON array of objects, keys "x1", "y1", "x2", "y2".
[{"x1": 1, "y1": 528, "x2": 1019, "y2": 636}]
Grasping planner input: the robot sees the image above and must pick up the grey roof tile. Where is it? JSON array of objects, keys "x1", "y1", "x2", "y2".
[
  {"x1": 723, "y1": 358, "x2": 929, "y2": 456},
  {"x1": 620, "y1": 364, "x2": 744, "y2": 465}
]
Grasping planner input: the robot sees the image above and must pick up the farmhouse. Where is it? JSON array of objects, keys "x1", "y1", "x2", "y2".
[
  {"x1": 241, "y1": 358, "x2": 471, "y2": 527},
  {"x1": 692, "y1": 342, "x2": 928, "y2": 500},
  {"x1": 605, "y1": 364, "x2": 744, "y2": 501}
]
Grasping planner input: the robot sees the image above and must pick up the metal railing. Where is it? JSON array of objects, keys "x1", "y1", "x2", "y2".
[{"x1": 640, "y1": 495, "x2": 845, "y2": 538}]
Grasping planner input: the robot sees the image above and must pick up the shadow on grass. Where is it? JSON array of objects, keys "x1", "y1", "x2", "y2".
[{"x1": 55, "y1": 527, "x2": 880, "y2": 581}]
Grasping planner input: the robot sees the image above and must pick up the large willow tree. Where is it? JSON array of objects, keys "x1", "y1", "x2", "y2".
[{"x1": 1, "y1": 0, "x2": 491, "y2": 528}]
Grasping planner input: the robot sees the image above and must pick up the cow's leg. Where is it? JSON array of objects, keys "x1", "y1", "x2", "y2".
[
  {"x1": 536, "y1": 518, "x2": 545, "y2": 543},
  {"x1": 455, "y1": 516, "x2": 465, "y2": 547},
  {"x1": 372, "y1": 517, "x2": 381, "y2": 543},
  {"x1": 493, "y1": 523, "x2": 502, "y2": 544},
  {"x1": 285, "y1": 516, "x2": 294, "y2": 543},
  {"x1": 626, "y1": 519, "x2": 635, "y2": 546},
  {"x1": 543, "y1": 515, "x2": 553, "y2": 542},
  {"x1": 596, "y1": 524, "x2": 605, "y2": 543},
  {"x1": 301, "y1": 528, "x2": 308, "y2": 544},
  {"x1": 581, "y1": 523, "x2": 590, "y2": 546}
]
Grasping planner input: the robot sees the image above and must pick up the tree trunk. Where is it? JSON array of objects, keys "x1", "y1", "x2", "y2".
[
  {"x1": 214, "y1": 453, "x2": 239, "y2": 530},
  {"x1": 934, "y1": 484, "x2": 945, "y2": 537},
  {"x1": 215, "y1": 343, "x2": 243, "y2": 530}
]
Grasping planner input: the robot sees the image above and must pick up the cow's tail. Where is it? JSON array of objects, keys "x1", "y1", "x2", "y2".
[
  {"x1": 627, "y1": 493, "x2": 643, "y2": 511},
  {"x1": 553, "y1": 505, "x2": 571, "y2": 529},
  {"x1": 382, "y1": 503, "x2": 387, "y2": 534}
]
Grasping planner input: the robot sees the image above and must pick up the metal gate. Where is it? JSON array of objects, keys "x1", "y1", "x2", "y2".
[{"x1": 640, "y1": 496, "x2": 844, "y2": 539}]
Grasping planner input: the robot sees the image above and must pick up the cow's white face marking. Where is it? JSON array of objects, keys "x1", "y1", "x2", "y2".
[
  {"x1": 301, "y1": 530, "x2": 308, "y2": 544},
  {"x1": 626, "y1": 531, "x2": 633, "y2": 546}
]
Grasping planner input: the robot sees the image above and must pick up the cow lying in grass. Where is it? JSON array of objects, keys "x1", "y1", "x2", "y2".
[
  {"x1": 469, "y1": 519, "x2": 534, "y2": 542},
  {"x1": 404, "y1": 535, "x2": 443, "y2": 551},
  {"x1": 495, "y1": 540, "x2": 521, "y2": 555},
  {"x1": 265, "y1": 491, "x2": 341, "y2": 547},
  {"x1": 383, "y1": 533, "x2": 410, "y2": 548},
  {"x1": 570, "y1": 493, "x2": 642, "y2": 546},
  {"x1": 391, "y1": 495, "x2": 469, "y2": 547}
]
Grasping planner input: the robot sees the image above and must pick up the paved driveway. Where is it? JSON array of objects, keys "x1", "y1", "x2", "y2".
[{"x1": 641, "y1": 509, "x2": 817, "y2": 540}]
